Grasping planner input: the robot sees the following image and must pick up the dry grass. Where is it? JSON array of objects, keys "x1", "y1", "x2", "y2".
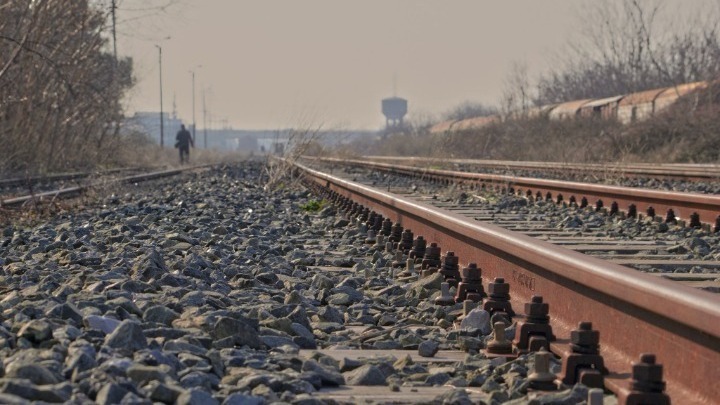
[{"x1": 262, "y1": 126, "x2": 326, "y2": 190}]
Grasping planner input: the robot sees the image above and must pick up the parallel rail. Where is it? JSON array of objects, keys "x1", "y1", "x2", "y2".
[
  {"x1": 0, "y1": 167, "x2": 148, "y2": 189},
  {"x1": 295, "y1": 161, "x2": 720, "y2": 404},
  {"x1": 0, "y1": 166, "x2": 206, "y2": 208},
  {"x1": 364, "y1": 155, "x2": 720, "y2": 181},
  {"x1": 314, "y1": 157, "x2": 720, "y2": 227}
]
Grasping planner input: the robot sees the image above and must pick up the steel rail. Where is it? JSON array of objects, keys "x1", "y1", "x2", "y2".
[
  {"x1": 315, "y1": 157, "x2": 720, "y2": 226},
  {"x1": 363, "y1": 155, "x2": 720, "y2": 180},
  {"x1": 0, "y1": 167, "x2": 150, "y2": 189},
  {"x1": 295, "y1": 161, "x2": 720, "y2": 404},
  {"x1": 0, "y1": 166, "x2": 205, "y2": 208}
]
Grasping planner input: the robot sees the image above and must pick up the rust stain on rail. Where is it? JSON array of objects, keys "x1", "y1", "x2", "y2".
[{"x1": 296, "y1": 161, "x2": 720, "y2": 405}]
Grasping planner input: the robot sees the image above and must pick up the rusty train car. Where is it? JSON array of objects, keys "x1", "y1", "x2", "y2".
[{"x1": 430, "y1": 81, "x2": 707, "y2": 134}]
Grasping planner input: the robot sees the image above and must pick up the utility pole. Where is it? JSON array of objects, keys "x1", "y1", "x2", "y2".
[
  {"x1": 191, "y1": 71, "x2": 196, "y2": 143},
  {"x1": 202, "y1": 89, "x2": 208, "y2": 149},
  {"x1": 155, "y1": 45, "x2": 164, "y2": 147},
  {"x1": 111, "y1": 0, "x2": 117, "y2": 63},
  {"x1": 189, "y1": 66, "x2": 202, "y2": 143}
]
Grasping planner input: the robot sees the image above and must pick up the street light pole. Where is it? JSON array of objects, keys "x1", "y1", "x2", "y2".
[
  {"x1": 202, "y1": 89, "x2": 207, "y2": 149},
  {"x1": 191, "y1": 70, "x2": 196, "y2": 143},
  {"x1": 189, "y1": 65, "x2": 202, "y2": 144},
  {"x1": 155, "y1": 45, "x2": 164, "y2": 147}
]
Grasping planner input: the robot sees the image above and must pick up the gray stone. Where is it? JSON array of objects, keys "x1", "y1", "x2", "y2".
[
  {"x1": 0, "y1": 379, "x2": 73, "y2": 403},
  {"x1": 143, "y1": 305, "x2": 179, "y2": 326},
  {"x1": 126, "y1": 364, "x2": 172, "y2": 385},
  {"x1": 407, "y1": 272, "x2": 443, "y2": 295},
  {"x1": 146, "y1": 381, "x2": 185, "y2": 403},
  {"x1": 433, "y1": 389, "x2": 473, "y2": 405},
  {"x1": 131, "y1": 249, "x2": 168, "y2": 281},
  {"x1": 480, "y1": 377, "x2": 502, "y2": 393},
  {"x1": 211, "y1": 317, "x2": 264, "y2": 350},
  {"x1": 344, "y1": 364, "x2": 387, "y2": 386},
  {"x1": 180, "y1": 371, "x2": 219, "y2": 391},
  {"x1": 17, "y1": 320, "x2": 52, "y2": 343},
  {"x1": 290, "y1": 323, "x2": 315, "y2": 341},
  {"x1": 327, "y1": 293, "x2": 355, "y2": 306},
  {"x1": 315, "y1": 306, "x2": 343, "y2": 324},
  {"x1": 287, "y1": 306, "x2": 313, "y2": 331},
  {"x1": 339, "y1": 357, "x2": 362, "y2": 372},
  {"x1": 301, "y1": 360, "x2": 344, "y2": 386},
  {"x1": 4, "y1": 363, "x2": 61, "y2": 385},
  {"x1": 425, "y1": 372, "x2": 451, "y2": 386},
  {"x1": 0, "y1": 393, "x2": 27, "y2": 404},
  {"x1": 65, "y1": 351, "x2": 97, "y2": 374},
  {"x1": 458, "y1": 336, "x2": 484, "y2": 352},
  {"x1": 164, "y1": 340, "x2": 207, "y2": 356},
  {"x1": 261, "y1": 335, "x2": 298, "y2": 349},
  {"x1": 84, "y1": 315, "x2": 121, "y2": 334},
  {"x1": 176, "y1": 389, "x2": 219, "y2": 405},
  {"x1": 460, "y1": 308, "x2": 491, "y2": 334},
  {"x1": 418, "y1": 340, "x2": 439, "y2": 358},
  {"x1": 284, "y1": 291, "x2": 304, "y2": 305},
  {"x1": 310, "y1": 274, "x2": 335, "y2": 290},
  {"x1": 104, "y1": 320, "x2": 148, "y2": 351},
  {"x1": 96, "y1": 382, "x2": 129, "y2": 405},
  {"x1": 107, "y1": 297, "x2": 143, "y2": 316},
  {"x1": 46, "y1": 302, "x2": 83, "y2": 323}
]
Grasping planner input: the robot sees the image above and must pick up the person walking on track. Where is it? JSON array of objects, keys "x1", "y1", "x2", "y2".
[{"x1": 175, "y1": 124, "x2": 194, "y2": 164}]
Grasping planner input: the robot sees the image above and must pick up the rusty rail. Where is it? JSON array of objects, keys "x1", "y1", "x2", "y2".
[
  {"x1": 363, "y1": 155, "x2": 720, "y2": 181},
  {"x1": 315, "y1": 157, "x2": 720, "y2": 227},
  {"x1": 0, "y1": 166, "x2": 207, "y2": 208},
  {"x1": 0, "y1": 166, "x2": 152, "y2": 189},
  {"x1": 295, "y1": 161, "x2": 720, "y2": 404}
]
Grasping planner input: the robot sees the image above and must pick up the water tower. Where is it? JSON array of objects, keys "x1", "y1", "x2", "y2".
[{"x1": 382, "y1": 97, "x2": 407, "y2": 130}]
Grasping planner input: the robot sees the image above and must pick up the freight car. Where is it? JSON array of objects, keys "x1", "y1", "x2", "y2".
[{"x1": 430, "y1": 81, "x2": 707, "y2": 134}]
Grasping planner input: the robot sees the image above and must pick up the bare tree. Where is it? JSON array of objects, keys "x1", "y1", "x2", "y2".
[
  {"x1": 442, "y1": 101, "x2": 497, "y2": 121},
  {"x1": 500, "y1": 61, "x2": 535, "y2": 115},
  {"x1": 0, "y1": 0, "x2": 134, "y2": 175},
  {"x1": 535, "y1": 0, "x2": 720, "y2": 104}
]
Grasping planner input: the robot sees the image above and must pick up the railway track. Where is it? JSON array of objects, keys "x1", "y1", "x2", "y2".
[
  {"x1": 291, "y1": 159, "x2": 720, "y2": 404},
  {"x1": 313, "y1": 157, "x2": 720, "y2": 229},
  {"x1": 316, "y1": 163, "x2": 720, "y2": 292},
  {"x1": 0, "y1": 165, "x2": 209, "y2": 209},
  {"x1": 0, "y1": 167, "x2": 154, "y2": 197},
  {"x1": 363, "y1": 155, "x2": 720, "y2": 182}
]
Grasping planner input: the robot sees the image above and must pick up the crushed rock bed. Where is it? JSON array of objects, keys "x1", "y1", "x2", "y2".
[{"x1": 0, "y1": 162, "x2": 614, "y2": 404}]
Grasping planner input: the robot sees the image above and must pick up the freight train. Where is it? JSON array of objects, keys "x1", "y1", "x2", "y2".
[{"x1": 430, "y1": 81, "x2": 707, "y2": 134}]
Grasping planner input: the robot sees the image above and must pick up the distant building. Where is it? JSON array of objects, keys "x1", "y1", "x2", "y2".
[{"x1": 123, "y1": 115, "x2": 379, "y2": 152}]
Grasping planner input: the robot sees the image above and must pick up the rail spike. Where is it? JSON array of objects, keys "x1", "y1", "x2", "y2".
[
  {"x1": 513, "y1": 295, "x2": 555, "y2": 353},
  {"x1": 619, "y1": 354, "x2": 671, "y2": 405},
  {"x1": 560, "y1": 322, "x2": 608, "y2": 389}
]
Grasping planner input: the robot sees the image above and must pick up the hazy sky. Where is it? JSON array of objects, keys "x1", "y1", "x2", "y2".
[{"x1": 115, "y1": 0, "x2": 697, "y2": 130}]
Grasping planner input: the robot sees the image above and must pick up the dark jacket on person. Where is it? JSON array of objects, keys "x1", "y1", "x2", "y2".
[{"x1": 176, "y1": 128, "x2": 194, "y2": 149}]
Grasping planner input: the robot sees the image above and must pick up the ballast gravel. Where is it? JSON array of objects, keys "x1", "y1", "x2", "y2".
[{"x1": 0, "y1": 162, "x2": 616, "y2": 404}]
